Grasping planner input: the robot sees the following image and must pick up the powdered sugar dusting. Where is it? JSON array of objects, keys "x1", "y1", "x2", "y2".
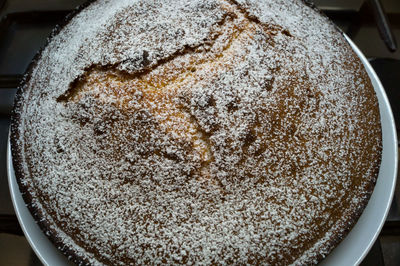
[{"x1": 13, "y1": 0, "x2": 382, "y2": 265}]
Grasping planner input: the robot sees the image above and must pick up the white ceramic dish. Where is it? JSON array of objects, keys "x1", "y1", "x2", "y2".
[{"x1": 7, "y1": 35, "x2": 397, "y2": 266}]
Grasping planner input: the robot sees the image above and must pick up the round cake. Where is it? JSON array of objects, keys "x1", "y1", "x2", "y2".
[{"x1": 11, "y1": 0, "x2": 382, "y2": 265}]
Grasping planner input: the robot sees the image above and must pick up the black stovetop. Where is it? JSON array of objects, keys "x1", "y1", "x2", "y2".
[{"x1": 0, "y1": 0, "x2": 398, "y2": 265}]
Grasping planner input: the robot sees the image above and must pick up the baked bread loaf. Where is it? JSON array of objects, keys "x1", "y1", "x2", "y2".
[{"x1": 11, "y1": 0, "x2": 382, "y2": 264}]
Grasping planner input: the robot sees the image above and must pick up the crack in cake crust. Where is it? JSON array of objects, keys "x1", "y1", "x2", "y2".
[{"x1": 56, "y1": 3, "x2": 286, "y2": 192}]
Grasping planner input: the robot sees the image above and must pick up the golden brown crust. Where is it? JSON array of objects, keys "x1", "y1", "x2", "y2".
[{"x1": 11, "y1": 0, "x2": 382, "y2": 265}]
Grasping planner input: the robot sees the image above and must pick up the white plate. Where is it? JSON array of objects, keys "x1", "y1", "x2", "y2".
[{"x1": 7, "y1": 35, "x2": 398, "y2": 266}]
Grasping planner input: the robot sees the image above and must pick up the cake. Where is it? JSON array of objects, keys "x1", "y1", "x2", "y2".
[{"x1": 11, "y1": 0, "x2": 382, "y2": 265}]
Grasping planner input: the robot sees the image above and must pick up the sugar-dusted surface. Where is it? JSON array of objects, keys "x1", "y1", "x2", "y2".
[{"x1": 11, "y1": 0, "x2": 382, "y2": 265}]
